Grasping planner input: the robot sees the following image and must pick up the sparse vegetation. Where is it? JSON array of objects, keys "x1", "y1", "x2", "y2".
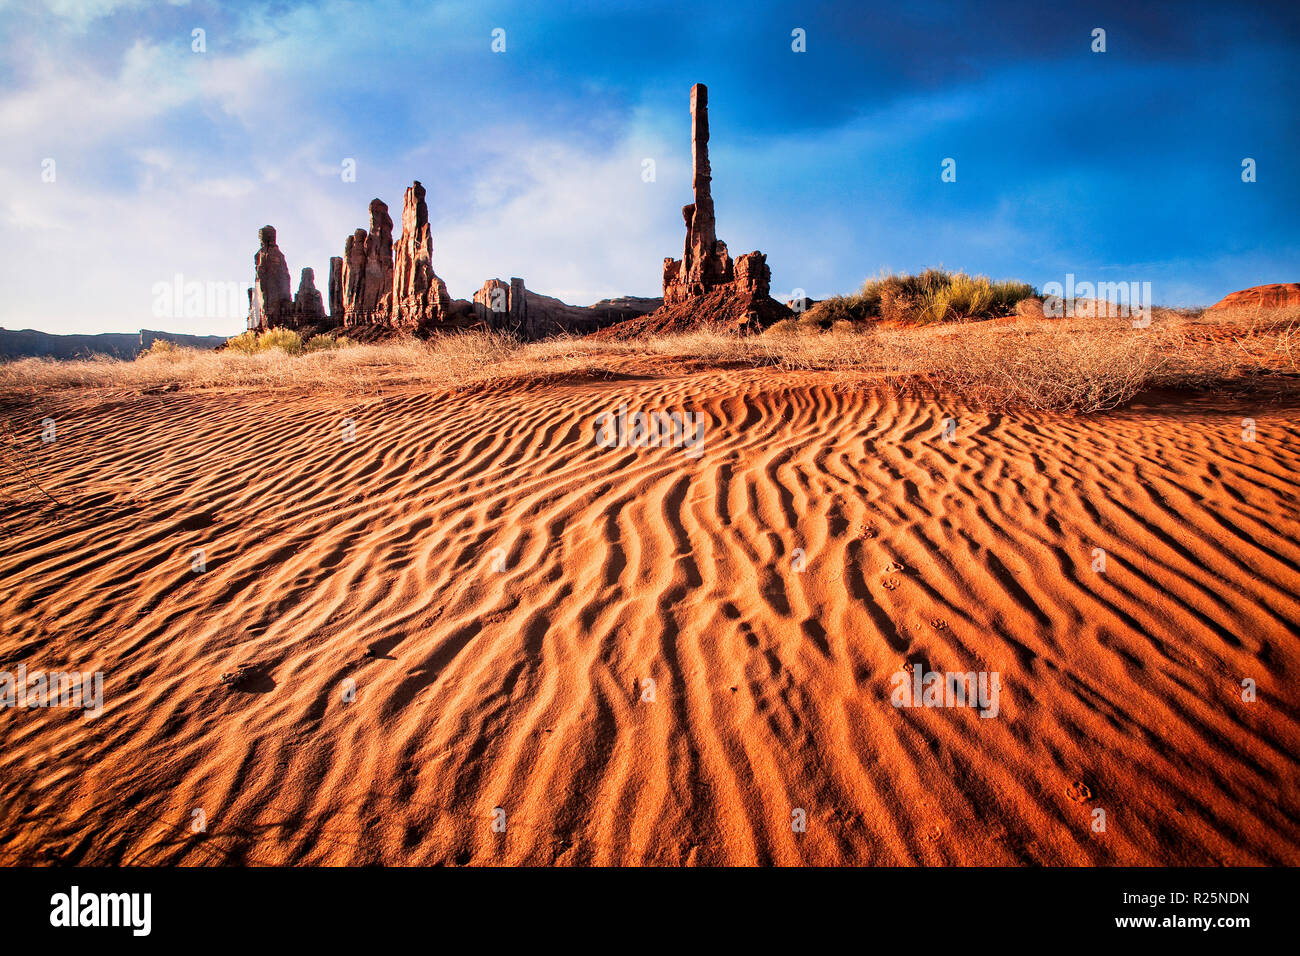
[
  {"x1": 801, "y1": 268, "x2": 1038, "y2": 328},
  {"x1": 304, "y1": 334, "x2": 354, "y2": 352},
  {"x1": 139, "y1": 338, "x2": 182, "y2": 357},
  {"x1": 225, "y1": 328, "x2": 306, "y2": 355},
  {"x1": 2, "y1": 306, "x2": 1297, "y2": 414}
]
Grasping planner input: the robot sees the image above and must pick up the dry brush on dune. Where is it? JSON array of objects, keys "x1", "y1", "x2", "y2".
[{"x1": 2, "y1": 305, "x2": 1297, "y2": 415}]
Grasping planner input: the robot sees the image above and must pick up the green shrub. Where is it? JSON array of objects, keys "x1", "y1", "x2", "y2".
[
  {"x1": 304, "y1": 334, "x2": 352, "y2": 352},
  {"x1": 800, "y1": 268, "x2": 1038, "y2": 328},
  {"x1": 258, "y1": 328, "x2": 303, "y2": 354},
  {"x1": 225, "y1": 331, "x2": 259, "y2": 354},
  {"x1": 224, "y1": 328, "x2": 304, "y2": 354}
]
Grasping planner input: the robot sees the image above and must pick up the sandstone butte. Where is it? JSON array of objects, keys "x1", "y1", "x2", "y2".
[{"x1": 246, "y1": 84, "x2": 790, "y2": 341}]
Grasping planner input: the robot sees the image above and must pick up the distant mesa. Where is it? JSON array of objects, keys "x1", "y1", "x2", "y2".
[
  {"x1": 246, "y1": 83, "x2": 788, "y2": 341},
  {"x1": 1208, "y1": 282, "x2": 1300, "y2": 311},
  {"x1": 0, "y1": 328, "x2": 225, "y2": 360}
]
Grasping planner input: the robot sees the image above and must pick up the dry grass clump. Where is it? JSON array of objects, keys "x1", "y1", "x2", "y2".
[
  {"x1": 878, "y1": 320, "x2": 1180, "y2": 412},
  {"x1": 226, "y1": 328, "x2": 304, "y2": 354},
  {"x1": 717, "y1": 319, "x2": 1176, "y2": 411},
  {"x1": 804, "y1": 268, "x2": 1037, "y2": 328},
  {"x1": 1189, "y1": 305, "x2": 1300, "y2": 374},
  {"x1": 220, "y1": 328, "x2": 355, "y2": 355}
]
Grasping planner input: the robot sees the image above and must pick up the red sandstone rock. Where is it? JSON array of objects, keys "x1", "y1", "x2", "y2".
[
  {"x1": 283, "y1": 168, "x2": 675, "y2": 339},
  {"x1": 391, "y1": 181, "x2": 455, "y2": 329},
  {"x1": 248, "y1": 225, "x2": 293, "y2": 331},
  {"x1": 246, "y1": 87, "x2": 785, "y2": 342},
  {"x1": 661, "y1": 84, "x2": 774, "y2": 307},
  {"x1": 327, "y1": 257, "x2": 343, "y2": 326},
  {"x1": 341, "y1": 200, "x2": 395, "y2": 325},
  {"x1": 293, "y1": 267, "x2": 325, "y2": 322},
  {"x1": 473, "y1": 278, "x2": 512, "y2": 328},
  {"x1": 1208, "y1": 283, "x2": 1300, "y2": 311},
  {"x1": 590, "y1": 286, "x2": 787, "y2": 339},
  {"x1": 647, "y1": 83, "x2": 787, "y2": 336},
  {"x1": 341, "y1": 228, "x2": 368, "y2": 323}
]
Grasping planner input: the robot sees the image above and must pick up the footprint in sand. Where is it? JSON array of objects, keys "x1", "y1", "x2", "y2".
[
  {"x1": 929, "y1": 618, "x2": 948, "y2": 630},
  {"x1": 219, "y1": 662, "x2": 274, "y2": 693},
  {"x1": 881, "y1": 577, "x2": 900, "y2": 591},
  {"x1": 884, "y1": 561, "x2": 906, "y2": 574},
  {"x1": 1066, "y1": 780, "x2": 1093, "y2": 802}
]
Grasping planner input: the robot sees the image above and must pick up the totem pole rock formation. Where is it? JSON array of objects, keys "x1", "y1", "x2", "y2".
[
  {"x1": 594, "y1": 84, "x2": 789, "y2": 339},
  {"x1": 341, "y1": 199, "x2": 395, "y2": 325},
  {"x1": 248, "y1": 225, "x2": 293, "y2": 331},
  {"x1": 327, "y1": 257, "x2": 343, "y2": 325},
  {"x1": 661, "y1": 84, "x2": 772, "y2": 306},
  {"x1": 292, "y1": 267, "x2": 325, "y2": 323},
  {"x1": 391, "y1": 181, "x2": 456, "y2": 328},
  {"x1": 241, "y1": 87, "x2": 799, "y2": 341}
]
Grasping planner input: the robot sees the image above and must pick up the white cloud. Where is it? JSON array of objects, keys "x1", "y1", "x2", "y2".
[
  {"x1": 36, "y1": 0, "x2": 190, "y2": 33},
  {"x1": 193, "y1": 177, "x2": 258, "y2": 198}
]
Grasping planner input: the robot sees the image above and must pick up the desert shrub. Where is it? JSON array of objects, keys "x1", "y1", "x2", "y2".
[
  {"x1": 797, "y1": 296, "x2": 854, "y2": 328},
  {"x1": 803, "y1": 268, "x2": 1037, "y2": 326},
  {"x1": 304, "y1": 334, "x2": 353, "y2": 352},
  {"x1": 225, "y1": 331, "x2": 260, "y2": 354},
  {"x1": 257, "y1": 328, "x2": 303, "y2": 354},
  {"x1": 225, "y1": 328, "x2": 304, "y2": 354},
  {"x1": 878, "y1": 321, "x2": 1181, "y2": 412},
  {"x1": 139, "y1": 338, "x2": 182, "y2": 357},
  {"x1": 766, "y1": 319, "x2": 802, "y2": 336}
]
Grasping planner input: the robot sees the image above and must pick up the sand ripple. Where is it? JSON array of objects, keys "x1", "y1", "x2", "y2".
[{"x1": 2, "y1": 372, "x2": 1298, "y2": 864}]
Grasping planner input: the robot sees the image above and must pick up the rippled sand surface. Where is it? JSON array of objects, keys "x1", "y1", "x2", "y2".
[{"x1": 2, "y1": 370, "x2": 1298, "y2": 864}]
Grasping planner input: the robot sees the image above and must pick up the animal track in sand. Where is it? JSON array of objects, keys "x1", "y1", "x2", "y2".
[
  {"x1": 929, "y1": 618, "x2": 948, "y2": 630},
  {"x1": 1066, "y1": 781, "x2": 1093, "y2": 803},
  {"x1": 881, "y1": 577, "x2": 900, "y2": 591},
  {"x1": 884, "y1": 561, "x2": 906, "y2": 574},
  {"x1": 219, "y1": 662, "x2": 274, "y2": 693}
]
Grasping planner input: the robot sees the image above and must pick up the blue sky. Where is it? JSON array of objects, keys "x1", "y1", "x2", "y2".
[{"x1": 1, "y1": 0, "x2": 1297, "y2": 335}]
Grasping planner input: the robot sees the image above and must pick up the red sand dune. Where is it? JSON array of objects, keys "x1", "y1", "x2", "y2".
[
  {"x1": 1208, "y1": 283, "x2": 1300, "y2": 311},
  {"x1": 2, "y1": 369, "x2": 1298, "y2": 865}
]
